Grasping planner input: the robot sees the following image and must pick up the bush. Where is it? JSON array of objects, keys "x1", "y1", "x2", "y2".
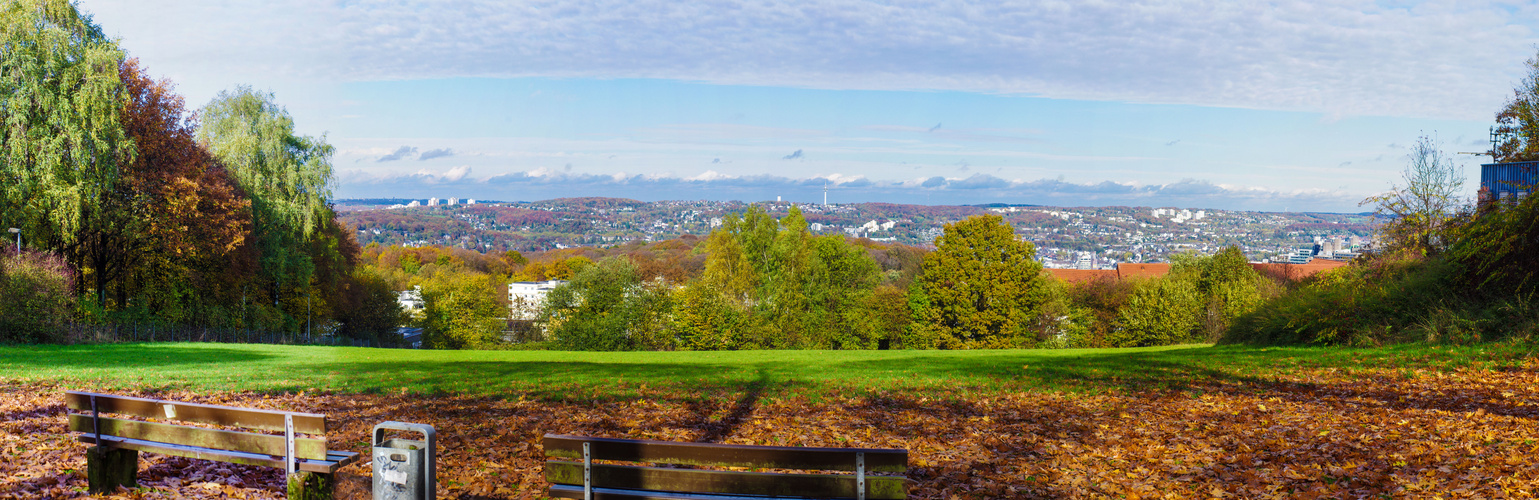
[
  {"x1": 0, "y1": 251, "x2": 77, "y2": 343},
  {"x1": 1107, "y1": 277, "x2": 1201, "y2": 347},
  {"x1": 1222, "y1": 255, "x2": 1458, "y2": 346}
]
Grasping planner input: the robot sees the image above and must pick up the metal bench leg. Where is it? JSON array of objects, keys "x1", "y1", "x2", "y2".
[{"x1": 86, "y1": 446, "x2": 137, "y2": 493}]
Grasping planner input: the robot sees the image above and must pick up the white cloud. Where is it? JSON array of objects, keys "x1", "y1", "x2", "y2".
[
  {"x1": 337, "y1": 169, "x2": 1367, "y2": 211},
  {"x1": 82, "y1": 0, "x2": 1539, "y2": 119}
]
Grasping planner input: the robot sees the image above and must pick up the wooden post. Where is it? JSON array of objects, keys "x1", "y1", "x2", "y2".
[
  {"x1": 287, "y1": 471, "x2": 335, "y2": 500},
  {"x1": 86, "y1": 446, "x2": 137, "y2": 493}
]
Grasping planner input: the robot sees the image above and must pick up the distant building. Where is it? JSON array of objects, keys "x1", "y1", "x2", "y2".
[
  {"x1": 508, "y1": 280, "x2": 566, "y2": 320},
  {"x1": 427, "y1": 197, "x2": 439, "y2": 206},
  {"x1": 448, "y1": 197, "x2": 458, "y2": 205},
  {"x1": 396, "y1": 286, "x2": 424, "y2": 312},
  {"x1": 466, "y1": 199, "x2": 475, "y2": 205},
  {"x1": 1479, "y1": 161, "x2": 1537, "y2": 205},
  {"x1": 1287, "y1": 246, "x2": 1314, "y2": 265},
  {"x1": 406, "y1": 200, "x2": 420, "y2": 207},
  {"x1": 396, "y1": 327, "x2": 424, "y2": 348}
]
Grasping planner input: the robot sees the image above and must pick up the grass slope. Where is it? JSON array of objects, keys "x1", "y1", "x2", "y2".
[{"x1": 1, "y1": 342, "x2": 1528, "y2": 400}]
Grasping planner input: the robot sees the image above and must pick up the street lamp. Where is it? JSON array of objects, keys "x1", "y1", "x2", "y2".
[{"x1": 6, "y1": 228, "x2": 17, "y2": 253}]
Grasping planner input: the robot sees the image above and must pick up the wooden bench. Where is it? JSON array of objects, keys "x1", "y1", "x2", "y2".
[
  {"x1": 543, "y1": 434, "x2": 910, "y2": 500},
  {"x1": 64, "y1": 391, "x2": 360, "y2": 499}
]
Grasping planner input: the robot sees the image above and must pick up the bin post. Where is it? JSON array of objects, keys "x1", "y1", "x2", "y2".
[{"x1": 372, "y1": 422, "x2": 437, "y2": 500}]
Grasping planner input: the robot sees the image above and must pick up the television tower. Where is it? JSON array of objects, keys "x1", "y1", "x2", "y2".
[{"x1": 823, "y1": 183, "x2": 828, "y2": 206}]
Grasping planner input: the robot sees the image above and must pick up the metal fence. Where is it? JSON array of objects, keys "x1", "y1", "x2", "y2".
[{"x1": 56, "y1": 322, "x2": 405, "y2": 348}]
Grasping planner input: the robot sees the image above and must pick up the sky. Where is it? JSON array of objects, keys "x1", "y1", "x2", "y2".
[{"x1": 79, "y1": 0, "x2": 1539, "y2": 212}]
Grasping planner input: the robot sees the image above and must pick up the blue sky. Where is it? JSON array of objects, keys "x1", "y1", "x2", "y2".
[{"x1": 82, "y1": 0, "x2": 1539, "y2": 212}]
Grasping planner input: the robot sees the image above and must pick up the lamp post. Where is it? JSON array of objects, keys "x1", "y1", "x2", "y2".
[{"x1": 6, "y1": 228, "x2": 17, "y2": 253}]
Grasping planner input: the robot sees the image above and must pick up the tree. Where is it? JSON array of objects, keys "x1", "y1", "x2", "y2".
[
  {"x1": 87, "y1": 59, "x2": 251, "y2": 318},
  {"x1": 543, "y1": 257, "x2": 673, "y2": 351},
  {"x1": 915, "y1": 214, "x2": 1048, "y2": 348},
  {"x1": 1496, "y1": 51, "x2": 1539, "y2": 162},
  {"x1": 0, "y1": 0, "x2": 131, "y2": 268},
  {"x1": 197, "y1": 86, "x2": 335, "y2": 317},
  {"x1": 1361, "y1": 135, "x2": 1466, "y2": 255},
  {"x1": 686, "y1": 205, "x2": 886, "y2": 349},
  {"x1": 334, "y1": 267, "x2": 406, "y2": 344},
  {"x1": 421, "y1": 273, "x2": 505, "y2": 349}
]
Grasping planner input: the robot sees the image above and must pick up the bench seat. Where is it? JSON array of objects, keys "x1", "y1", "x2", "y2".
[{"x1": 77, "y1": 434, "x2": 359, "y2": 473}]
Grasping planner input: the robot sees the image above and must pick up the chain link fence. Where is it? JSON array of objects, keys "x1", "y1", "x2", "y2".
[{"x1": 55, "y1": 322, "x2": 406, "y2": 348}]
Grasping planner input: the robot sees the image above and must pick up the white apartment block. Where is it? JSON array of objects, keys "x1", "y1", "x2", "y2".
[{"x1": 507, "y1": 280, "x2": 567, "y2": 320}]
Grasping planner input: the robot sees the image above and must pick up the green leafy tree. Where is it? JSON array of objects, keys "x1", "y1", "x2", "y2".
[
  {"x1": 1177, "y1": 246, "x2": 1275, "y2": 342},
  {"x1": 687, "y1": 205, "x2": 885, "y2": 349},
  {"x1": 802, "y1": 235, "x2": 882, "y2": 349},
  {"x1": 421, "y1": 273, "x2": 505, "y2": 349},
  {"x1": 197, "y1": 86, "x2": 334, "y2": 316},
  {"x1": 0, "y1": 0, "x2": 131, "y2": 263},
  {"x1": 671, "y1": 282, "x2": 740, "y2": 350},
  {"x1": 915, "y1": 214, "x2": 1048, "y2": 348},
  {"x1": 335, "y1": 268, "x2": 406, "y2": 343},
  {"x1": 544, "y1": 257, "x2": 646, "y2": 351}
]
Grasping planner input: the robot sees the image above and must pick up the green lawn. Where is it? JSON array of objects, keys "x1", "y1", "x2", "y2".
[{"x1": 0, "y1": 341, "x2": 1529, "y2": 401}]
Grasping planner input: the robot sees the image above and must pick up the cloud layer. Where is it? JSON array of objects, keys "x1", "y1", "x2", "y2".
[
  {"x1": 337, "y1": 169, "x2": 1365, "y2": 212},
  {"x1": 88, "y1": 0, "x2": 1539, "y2": 119}
]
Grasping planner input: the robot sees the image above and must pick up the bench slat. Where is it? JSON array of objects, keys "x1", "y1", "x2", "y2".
[
  {"x1": 64, "y1": 391, "x2": 325, "y2": 434},
  {"x1": 78, "y1": 435, "x2": 359, "y2": 474},
  {"x1": 544, "y1": 435, "x2": 907, "y2": 472},
  {"x1": 545, "y1": 461, "x2": 908, "y2": 500},
  {"x1": 549, "y1": 484, "x2": 851, "y2": 500},
  {"x1": 69, "y1": 414, "x2": 329, "y2": 460}
]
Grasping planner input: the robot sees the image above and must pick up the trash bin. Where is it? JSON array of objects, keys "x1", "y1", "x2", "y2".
[{"x1": 372, "y1": 421, "x2": 437, "y2": 500}]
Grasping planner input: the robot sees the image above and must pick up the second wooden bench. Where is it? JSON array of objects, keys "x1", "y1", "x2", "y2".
[{"x1": 544, "y1": 433, "x2": 910, "y2": 500}]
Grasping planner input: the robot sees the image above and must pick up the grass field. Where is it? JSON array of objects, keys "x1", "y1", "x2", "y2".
[
  {"x1": 4, "y1": 342, "x2": 1538, "y2": 498},
  {"x1": 1, "y1": 341, "x2": 1530, "y2": 400}
]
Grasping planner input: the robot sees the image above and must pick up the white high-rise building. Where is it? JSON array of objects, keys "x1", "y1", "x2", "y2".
[
  {"x1": 427, "y1": 197, "x2": 439, "y2": 206},
  {"x1": 448, "y1": 197, "x2": 458, "y2": 205},
  {"x1": 406, "y1": 200, "x2": 420, "y2": 207},
  {"x1": 465, "y1": 199, "x2": 475, "y2": 205}
]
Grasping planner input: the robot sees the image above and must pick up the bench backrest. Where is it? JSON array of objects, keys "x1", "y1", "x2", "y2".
[
  {"x1": 544, "y1": 434, "x2": 908, "y2": 499},
  {"x1": 64, "y1": 391, "x2": 329, "y2": 461}
]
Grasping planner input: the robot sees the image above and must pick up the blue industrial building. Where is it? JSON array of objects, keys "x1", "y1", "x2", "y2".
[{"x1": 1479, "y1": 162, "x2": 1537, "y2": 204}]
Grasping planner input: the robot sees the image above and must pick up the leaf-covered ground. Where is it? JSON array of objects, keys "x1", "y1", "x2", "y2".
[{"x1": 5, "y1": 356, "x2": 1539, "y2": 499}]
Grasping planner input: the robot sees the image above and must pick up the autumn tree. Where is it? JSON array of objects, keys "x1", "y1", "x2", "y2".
[
  {"x1": 914, "y1": 214, "x2": 1048, "y2": 348},
  {"x1": 1496, "y1": 50, "x2": 1539, "y2": 162},
  {"x1": 1361, "y1": 135, "x2": 1466, "y2": 255},
  {"x1": 0, "y1": 0, "x2": 131, "y2": 268},
  {"x1": 80, "y1": 59, "x2": 252, "y2": 319}
]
